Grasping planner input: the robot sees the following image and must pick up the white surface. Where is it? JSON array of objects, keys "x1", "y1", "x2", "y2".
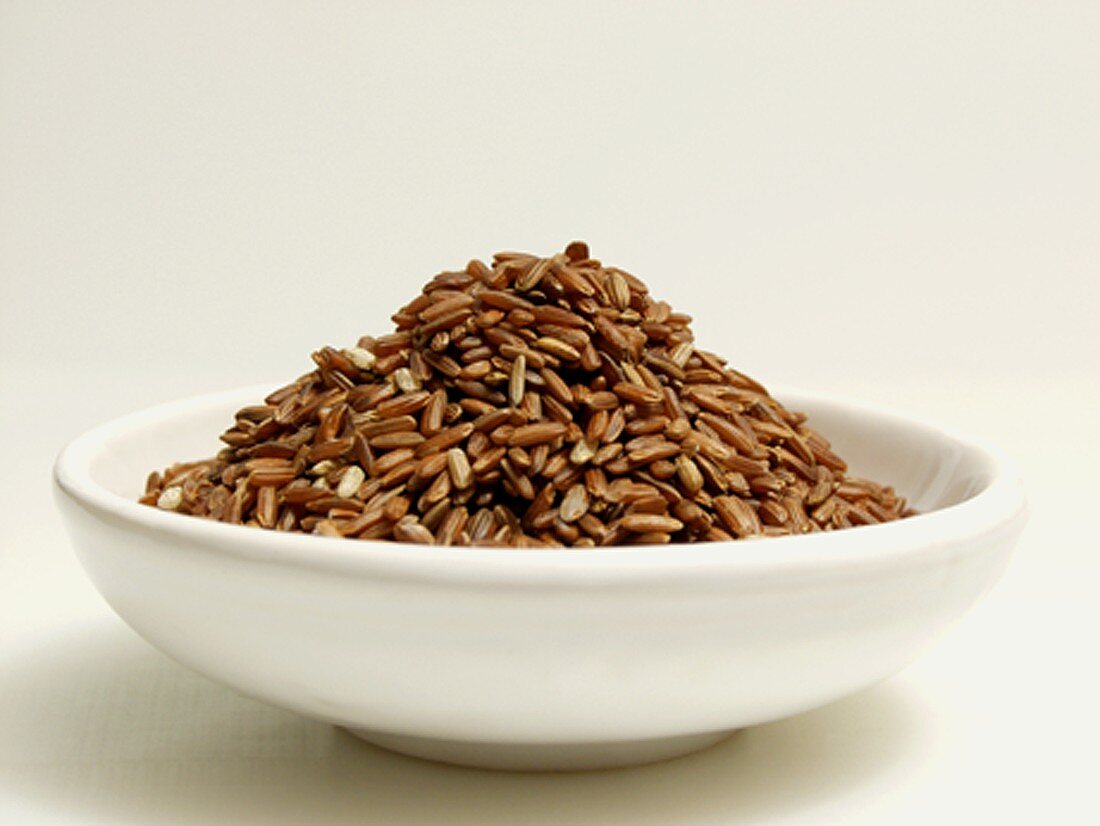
[
  {"x1": 54, "y1": 386, "x2": 1025, "y2": 770},
  {"x1": 1, "y1": 0, "x2": 1097, "y2": 822}
]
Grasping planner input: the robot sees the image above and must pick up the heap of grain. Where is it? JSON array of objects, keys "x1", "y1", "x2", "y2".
[{"x1": 142, "y1": 243, "x2": 912, "y2": 546}]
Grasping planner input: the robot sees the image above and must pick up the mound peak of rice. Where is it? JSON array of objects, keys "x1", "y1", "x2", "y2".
[{"x1": 141, "y1": 242, "x2": 912, "y2": 546}]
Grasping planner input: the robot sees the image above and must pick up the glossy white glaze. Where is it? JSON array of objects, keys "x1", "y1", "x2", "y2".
[{"x1": 53, "y1": 386, "x2": 1026, "y2": 770}]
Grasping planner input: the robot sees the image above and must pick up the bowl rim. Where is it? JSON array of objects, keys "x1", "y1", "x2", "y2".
[{"x1": 53, "y1": 383, "x2": 1027, "y2": 584}]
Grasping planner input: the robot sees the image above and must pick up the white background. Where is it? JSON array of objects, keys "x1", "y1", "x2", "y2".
[{"x1": 1, "y1": 1, "x2": 1097, "y2": 823}]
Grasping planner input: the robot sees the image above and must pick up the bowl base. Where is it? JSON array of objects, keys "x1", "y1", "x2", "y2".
[{"x1": 344, "y1": 727, "x2": 735, "y2": 771}]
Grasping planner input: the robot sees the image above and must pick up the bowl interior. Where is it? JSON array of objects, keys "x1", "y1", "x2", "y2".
[
  {"x1": 793, "y1": 395, "x2": 992, "y2": 513},
  {"x1": 81, "y1": 385, "x2": 995, "y2": 518}
]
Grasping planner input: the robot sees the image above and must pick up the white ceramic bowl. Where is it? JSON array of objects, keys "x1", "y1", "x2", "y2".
[{"x1": 54, "y1": 385, "x2": 1026, "y2": 771}]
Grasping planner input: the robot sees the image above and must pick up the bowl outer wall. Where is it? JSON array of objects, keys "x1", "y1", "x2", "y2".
[{"x1": 53, "y1": 386, "x2": 1027, "y2": 742}]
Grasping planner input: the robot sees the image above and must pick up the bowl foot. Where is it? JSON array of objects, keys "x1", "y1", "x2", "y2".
[{"x1": 344, "y1": 727, "x2": 735, "y2": 771}]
